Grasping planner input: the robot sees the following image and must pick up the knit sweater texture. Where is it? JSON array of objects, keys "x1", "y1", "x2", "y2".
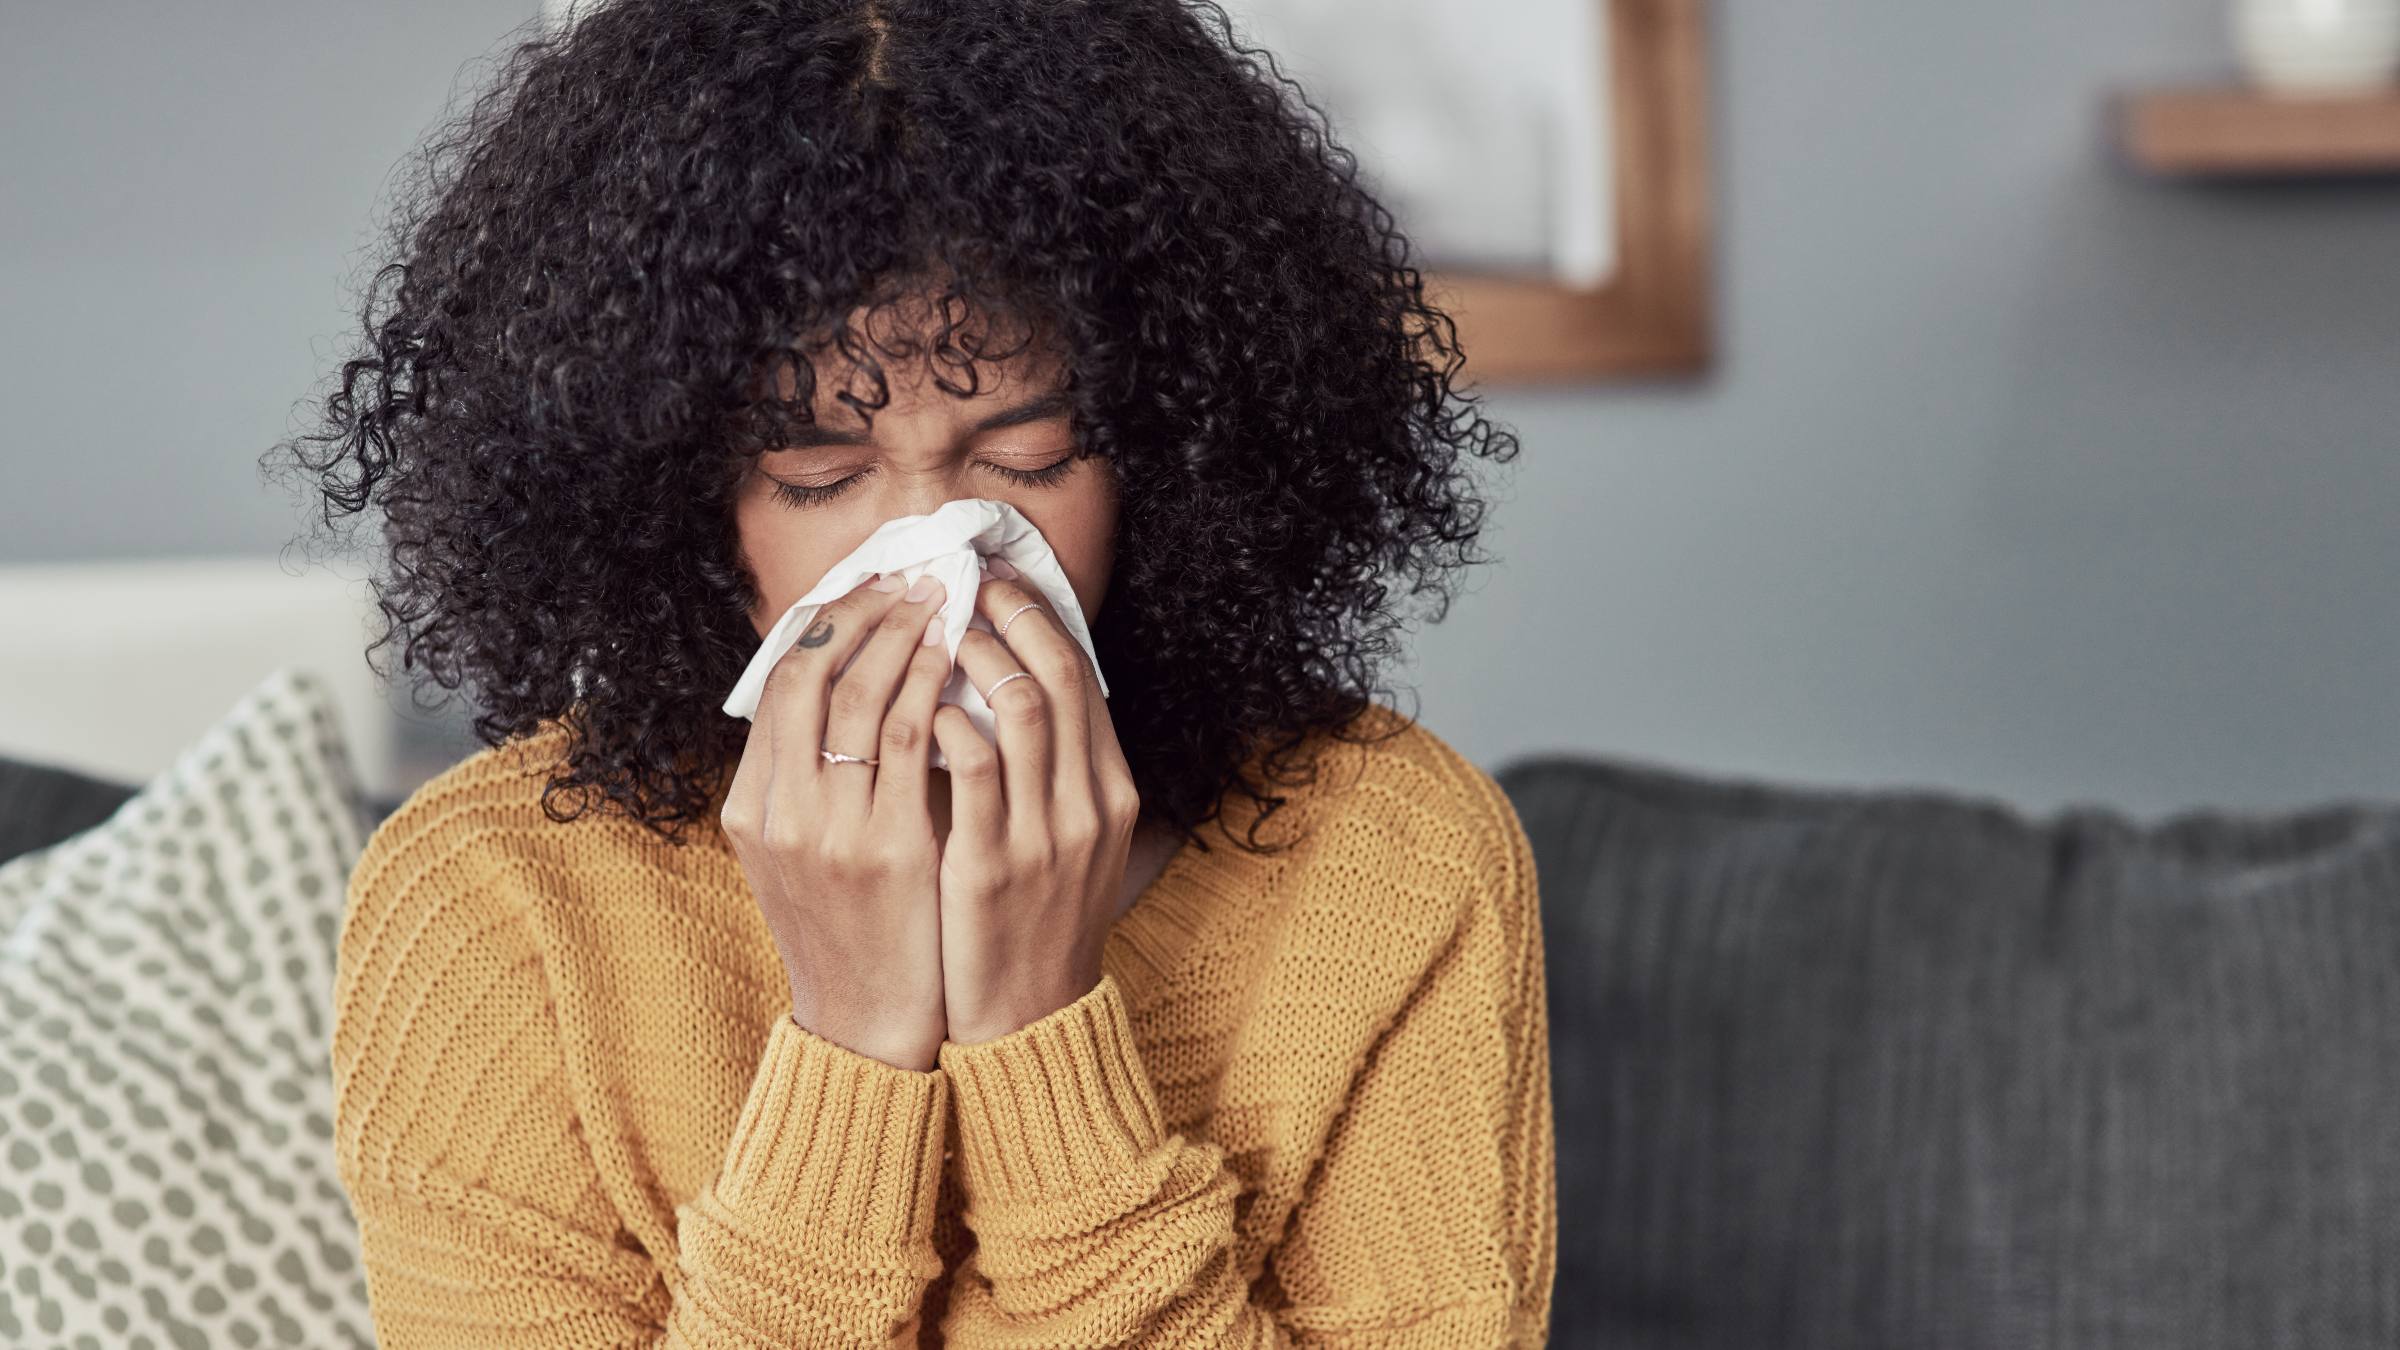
[{"x1": 329, "y1": 702, "x2": 1556, "y2": 1346}]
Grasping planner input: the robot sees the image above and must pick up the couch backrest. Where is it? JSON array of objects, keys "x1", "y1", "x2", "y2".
[
  {"x1": 0, "y1": 558, "x2": 399, "y2": 795},
  {"x1": 1499, "y1": 751, "x2": 2400, "y2": 1350}
]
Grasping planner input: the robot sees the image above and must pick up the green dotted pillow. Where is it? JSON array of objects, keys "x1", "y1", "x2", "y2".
[{"x1": 0, "y1": 667, "x2": 376, "y2": 1347}]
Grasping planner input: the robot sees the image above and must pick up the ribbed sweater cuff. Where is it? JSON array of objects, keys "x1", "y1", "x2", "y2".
[
  {"x1": 712, "y1": 1012, "x2": 950, "y2": 1245},
  {"x1": 937, "y1": 974, "x2": 1167, "y2": 1204}
]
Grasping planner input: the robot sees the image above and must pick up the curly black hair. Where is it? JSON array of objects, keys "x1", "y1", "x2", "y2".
[{"x1": 267, "y1": 0, "x2": 1519, "y2": 855}]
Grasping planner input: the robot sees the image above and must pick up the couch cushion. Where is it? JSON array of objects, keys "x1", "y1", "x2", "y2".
[
  {"x1": 0, "y1": 752, "x2": 409, "y2": 867},
  {"x1": 0, "y1": 753, "x2": 137, "y2": 868},
  {"x1": 0, "y1": 667, "x2": 376, "y2": 1344},
  {"x1": 1500, "y1": 754, "x2": 2400, "y2": 1350}
]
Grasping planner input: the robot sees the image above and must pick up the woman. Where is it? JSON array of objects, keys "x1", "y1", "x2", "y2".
[{"x1": 277, "y1": 0, "x2": 1552, "y2": 1344}]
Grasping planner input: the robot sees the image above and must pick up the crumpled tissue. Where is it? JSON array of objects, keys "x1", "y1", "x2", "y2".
[{"x1": 720, "y1": 497, "x2": 1106, "y2": 770}]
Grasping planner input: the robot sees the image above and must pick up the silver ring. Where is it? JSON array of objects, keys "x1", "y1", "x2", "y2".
[
  {"x1": 997, "y1": 602, "x2": 1043, "y2": 639},
  {"x1": 819, "y1": 747, "x2": 879, "y2": 766},
  {"x1": 980, "y1": 671, "x2": 1033, "y2": 702}
]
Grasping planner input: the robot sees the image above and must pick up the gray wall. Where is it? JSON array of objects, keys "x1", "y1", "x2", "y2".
[
  {"x1": 1411, "y1": 0, "x2": 2400, "y2": 818},
  {"x1": 1, "y1": 2, "x2": 542, "y2": 781},
  {"x1": 1, "y1": 1, "x2": 534, "y2": 563},
  {"x1": 5, "y1": 2, "x2": 2396, "y2": 816}
]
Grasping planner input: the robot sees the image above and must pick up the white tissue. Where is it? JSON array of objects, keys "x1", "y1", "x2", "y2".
[{"x1": 720, "y1": 497, "x2": 1107, "y2": 770}]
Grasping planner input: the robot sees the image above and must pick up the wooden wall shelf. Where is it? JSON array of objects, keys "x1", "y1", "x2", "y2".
[{"x1": 2116, "y1": 85, "x2": 2400, "y2": 177}]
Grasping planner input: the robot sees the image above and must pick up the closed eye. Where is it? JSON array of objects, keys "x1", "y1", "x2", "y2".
[
  {"x1": 988, "y1": 455, "x2": 1080, "y2": 490},
  {"x1": 767, "y1": 454, "x2": 1081, "y2": 510},
  {"x1": 767, "y1": 470, "x2": 867, "y2": 510}
]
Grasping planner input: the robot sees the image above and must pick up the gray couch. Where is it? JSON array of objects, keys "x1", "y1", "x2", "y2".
[
  {"x1": 1500, "y1": 752, "x2": 2400, "y2": 1348},
  {"x1": 8, "y1": 747, "x2": 2397, "y2": 1348}
]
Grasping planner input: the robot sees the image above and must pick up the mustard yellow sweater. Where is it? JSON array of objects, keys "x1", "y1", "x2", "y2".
[{"x1": 329, "y1": 703, "x2": 1556, "y2": 1346}]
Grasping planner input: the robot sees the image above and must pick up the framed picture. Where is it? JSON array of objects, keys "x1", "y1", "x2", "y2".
[{"x1": 1215, "y1": 0, "x2": 1714, "y2": 382}]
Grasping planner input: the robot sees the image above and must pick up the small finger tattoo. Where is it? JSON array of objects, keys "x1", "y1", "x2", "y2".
[{"x1": 797, "y1": 618, "x2": 835, "y2": 649}]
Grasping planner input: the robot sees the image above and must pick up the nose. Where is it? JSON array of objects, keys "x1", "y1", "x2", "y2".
[{"x1": 862, "y1": 444, "x2": 979, "y2": 519}]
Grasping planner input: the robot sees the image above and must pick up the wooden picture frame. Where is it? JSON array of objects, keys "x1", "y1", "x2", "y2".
[{"x1": 1423, "y1": 0, "x2": 1713, "y2": 383}]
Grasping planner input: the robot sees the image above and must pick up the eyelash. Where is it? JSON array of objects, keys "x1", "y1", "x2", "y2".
[{"x1": 768, "y1": 456, "x2": 1079, "y2": 510}]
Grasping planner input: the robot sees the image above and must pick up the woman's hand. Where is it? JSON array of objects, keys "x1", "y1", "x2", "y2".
[
  {"x1": 718, "y1": 570, "x2": 957, "y2": 1071},
  {"x1": 929, "y1": 559, "x2": 1143, "y2": 1045}
]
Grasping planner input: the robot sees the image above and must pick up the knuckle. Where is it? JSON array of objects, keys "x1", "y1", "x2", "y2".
[
  {"x1": 992, "y1": 678, "x2": 1048, "y2": 725},
  {"x1": 760, "y1": 650, "x2": 812, "y2": 701},
  {"x1": 942, "y1": 856, "x2": 997, "y2": 896},
  {"x1": 948, "y1": 739, "x2": 1000, "y2": 783},
  {"x1": 820, "y1": 833, "x2": 878, "y2": 878},
  {"x1": 870, "y1": 834, "x2": 921, "y2": 873},
  {"x1": 859, "y1": 831, "x2": 902, "y2": 874},
  {"x1": 829, "y1": 678, "x2": 878, "y2": 721},
  {"x1": 718, "y1": 802, "x2": 760, "y2": 838},
  {"x1": 760, "y1": 811, "x2": 810, "y2": 855},
  {"x1": 1034, "y1": 650, "x2": 1086, "y2": 698},
  {"x1": 818, "y1": 591, "x2": 874, "y2": 624},
  {"x1": 1102, "y1": 783, "x2": 1142, "y2": 826},
  {"x1": 881, "y1": 715, "x2": 923, "y2": 754},
  {"x1": 1056, "y1": 804, "x2": 1101, "y2": 847}
]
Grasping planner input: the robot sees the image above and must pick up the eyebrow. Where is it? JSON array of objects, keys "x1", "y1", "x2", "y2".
[{"x1": 779, "y1": 390, "x2": 1071, "y2": 448}]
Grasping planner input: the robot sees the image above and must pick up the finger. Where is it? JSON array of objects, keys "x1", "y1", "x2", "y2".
[
  {"x1": 722, "y1": 702, "x2": 773, "y2": 835},
  {"x1": 932, "y1": 704, "x2": 1005, "y2": 848},
  {"x1": 977, "y1": 565, "x2": 1136, "y2": 835},
  {"x1": 870, "y1": 600, "x2": 954, "y2": 827},
  {"x1": 992, "y1": 571, "x2": 1127, "y2": 810},
  {"x1": 821, "y1": 574, "x2": 950, "y2": 819},
  {"x1": 1072, "y1": 649, "x2": 1136, "y2": 830},
  {"x1": 952, "y1": 626, "x2": 1051, "y2": 822},
  {"x1": 757, "y1": 573, "x2": 910, "y2": 802},
  {"x1": 975, "y1": 570, "x2": 1095, "y2": 811}
]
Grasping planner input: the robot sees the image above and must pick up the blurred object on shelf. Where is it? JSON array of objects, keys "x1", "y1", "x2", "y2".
[{"x1": 2234, "y1": 0, "x2": 2400, "y2": 93}]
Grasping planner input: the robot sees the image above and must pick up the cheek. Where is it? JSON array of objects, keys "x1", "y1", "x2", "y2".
[
  {"x1": 1020, "y1": 481, "x2": 1118, "y2": 627},
  {"x1": 733, "y1": 493, "x2": 841, "y2": 640},
  {"x1": 1061, "y1": 540, "x2": 1112, "y2": 627}
]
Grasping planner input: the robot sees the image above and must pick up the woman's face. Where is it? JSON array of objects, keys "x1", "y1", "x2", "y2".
[{"x1": 733, "y1": 310, "x2": 1119, "y2": 641}]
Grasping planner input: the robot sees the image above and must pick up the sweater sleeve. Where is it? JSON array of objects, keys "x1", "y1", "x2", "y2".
[
  {"x1": 330, "y1": 825, "x2": 952, "y2": 1348},
  {"x1": 931, "y1": 785, "x2": 1558, "y2": 1347}
]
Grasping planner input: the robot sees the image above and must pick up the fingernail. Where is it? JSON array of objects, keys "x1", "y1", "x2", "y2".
[
  {"x1": 905, "y1": 574, "x2": 940, "y2": 602},
  {"x1": 987, "y1": 557, "x2": 1018, "y2": 580},
  {"x1": 921, "y1": 614, "x2": 945, "y2": 646},
  {"x1": 869, "y1": 573, "x2": 905, "y2": 592}
]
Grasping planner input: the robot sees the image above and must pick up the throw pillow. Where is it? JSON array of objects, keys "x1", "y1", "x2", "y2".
[{"x1": 0, "y1": 666, "x2": 375, "y2": 1347}]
